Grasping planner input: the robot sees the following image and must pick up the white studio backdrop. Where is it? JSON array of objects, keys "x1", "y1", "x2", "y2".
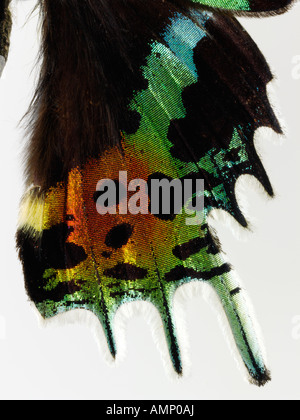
[{"x1": 0, "y1": 0, "x2": 299, "y2": 400}]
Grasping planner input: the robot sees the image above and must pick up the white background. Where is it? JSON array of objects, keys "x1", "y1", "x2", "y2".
[{"x1": 0, "y1": 0, "x2": 299, "y2": 400}]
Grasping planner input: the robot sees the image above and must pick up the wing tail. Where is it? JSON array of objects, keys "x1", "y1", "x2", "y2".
[{"x1": 208, "y1": 266, "x2": 271, "y2": 386}]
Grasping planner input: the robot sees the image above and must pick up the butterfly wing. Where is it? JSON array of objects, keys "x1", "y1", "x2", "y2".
[
  {"x1": 188, "y1": 0, "x2": 293, "y2": 12},
  {"x1": 15, "y1": 2, "x2": 288, "y2": 386}
]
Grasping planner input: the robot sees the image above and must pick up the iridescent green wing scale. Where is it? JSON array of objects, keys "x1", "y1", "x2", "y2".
[{"x1": 188, "y1": 0, "x2": 292, "y2": 12}]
